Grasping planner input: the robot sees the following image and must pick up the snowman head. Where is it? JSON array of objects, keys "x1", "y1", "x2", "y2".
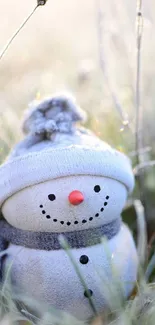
[
  {"x1": 2, "y1": 175, "x2": 127, "y2": 232},
  {"x1": 0, "y1": 93, "x2": 134, "y2": 233}
]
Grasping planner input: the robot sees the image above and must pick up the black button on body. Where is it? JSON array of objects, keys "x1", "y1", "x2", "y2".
[
  {"x1": 84, "y1": 289, "x2": 93, "y2": 298},
  {"x1": 80, "y1": 255, "x2": 89, "y2": 264}
]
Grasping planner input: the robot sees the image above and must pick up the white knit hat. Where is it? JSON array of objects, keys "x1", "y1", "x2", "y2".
[{"x1": 0, "y1": 93, "x2": 134, "y2": 208}]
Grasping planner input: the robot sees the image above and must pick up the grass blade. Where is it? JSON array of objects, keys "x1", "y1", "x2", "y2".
[{"x1": 59, "y1": 235, "x2": 97, "y2": 316}]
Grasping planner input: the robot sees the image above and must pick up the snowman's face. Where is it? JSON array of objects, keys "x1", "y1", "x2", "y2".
[{"x1": 2, "y1": 176, "x2": 127, "y2": 233}]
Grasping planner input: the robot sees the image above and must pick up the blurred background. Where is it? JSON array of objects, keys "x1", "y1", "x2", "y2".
[{"x1": 0, "y1": 0, "x2": 155, "y2": 236}]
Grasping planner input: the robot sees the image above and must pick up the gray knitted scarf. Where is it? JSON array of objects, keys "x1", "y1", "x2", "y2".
[{"x1": 0, "y1": 217, "x2": 121, "y2": 251}]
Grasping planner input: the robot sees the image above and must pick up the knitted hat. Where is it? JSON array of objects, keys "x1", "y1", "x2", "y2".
[{"x1": 0, "y1": 93, "x2": 134, "y2": 208}]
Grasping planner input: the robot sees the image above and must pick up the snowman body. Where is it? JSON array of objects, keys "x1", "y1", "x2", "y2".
[{"x1": 5, "y1": 224, "x2": 137, "y2": 320}]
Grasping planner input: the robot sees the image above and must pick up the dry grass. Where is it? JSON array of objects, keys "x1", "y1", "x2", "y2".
[{"x1": 1, "y1": 0, "x2": 155, "y2": 160}]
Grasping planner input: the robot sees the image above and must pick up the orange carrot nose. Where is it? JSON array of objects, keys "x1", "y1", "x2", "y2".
[{"x1": 68, "y1": 190, "x2": 84, "y2": 205}]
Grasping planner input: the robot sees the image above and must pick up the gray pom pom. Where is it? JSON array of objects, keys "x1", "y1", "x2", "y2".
[{"x1": 22, "y1": 93, "x2": 87, "y2": 136}]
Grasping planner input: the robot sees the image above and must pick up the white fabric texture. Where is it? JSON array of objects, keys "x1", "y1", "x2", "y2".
[
  {"x1": 4, "y1": 224, "x2": 138, "y2": 321},
  {"x1": 0, "y1": 148, "x2": 133, "y2": 209}
]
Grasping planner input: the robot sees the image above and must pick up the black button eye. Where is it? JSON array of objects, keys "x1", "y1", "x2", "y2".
[
  {"x1": 94, "y1": 185, "x2": 101, "y2": 193},
  {"x1": 48, "y1": 194, "x2": 56, "y2": 201}
]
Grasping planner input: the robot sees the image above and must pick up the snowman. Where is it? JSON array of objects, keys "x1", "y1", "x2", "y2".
[{"x1": 0, "y1": 93, "x2": 138, "y2": 320}]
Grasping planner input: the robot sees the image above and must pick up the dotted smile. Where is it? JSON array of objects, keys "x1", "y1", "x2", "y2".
[
  {"x1": 94, "y1": 195, "x2": 109, "y2": 219},
  {"x1": 39, "y1": 195, "x2": 109, "y2": 226}
]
